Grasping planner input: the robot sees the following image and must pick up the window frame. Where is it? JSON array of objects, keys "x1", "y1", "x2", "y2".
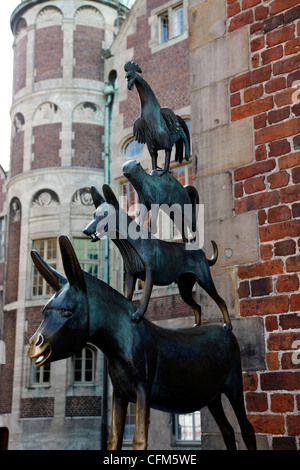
[
  {"x1": 73, "y1": 346, "x2": 96, "y2": 385},
  {"x1": 173, "y1": 411, "x2": 201, "y2": 446},
  {"x1": 152, "y1": 1, "x2": 186, "y2": 50},
  {"x1": 30, "y1": 360, "x2": 51, "y2": 387},
  {"x1": 73, "y1": 237, "x2": 101, "y2": 280},
  {"x1": 31, "y1": 238, "x2": 57, "y2": 298}
]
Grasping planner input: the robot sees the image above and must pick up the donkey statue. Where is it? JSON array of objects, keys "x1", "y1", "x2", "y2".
[{"x1": 29, "y1": 235, "x2": 256, "y2": 450}]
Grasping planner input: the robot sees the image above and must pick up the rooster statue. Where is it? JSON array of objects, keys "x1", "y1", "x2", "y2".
[{"x1": 124, "y1": 61, "x2": 190, "y2": 173}]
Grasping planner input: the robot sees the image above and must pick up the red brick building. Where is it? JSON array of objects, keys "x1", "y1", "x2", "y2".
[{"x1": 0, "y1": 0, "x2": 299, "y2": 451}]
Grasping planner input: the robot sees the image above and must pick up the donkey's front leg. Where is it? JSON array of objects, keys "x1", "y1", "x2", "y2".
[
  {"x1": 133, "y1": 385, "x2": 150, "y2": 450},
  {"x1": 131, "y1": 268, "x2": 155, "y2": 322},
  {"x1": 108, "y1": 391, "x2": 128, "y2": 450}
]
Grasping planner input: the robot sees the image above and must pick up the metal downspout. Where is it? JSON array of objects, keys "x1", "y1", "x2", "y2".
[{"x1": 101, "y1": 81, "x2": 115, "y2": 450}]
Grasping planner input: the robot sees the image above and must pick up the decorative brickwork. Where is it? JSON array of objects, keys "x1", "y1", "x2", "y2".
[
  {"x1": 65, "y1": 396, "x2": 101, "y2": 417},
  {"x1": 34, "y1": 26, "x2": 63, "y2": 82},
  {"x1": 13, "y1": 31, "x2": 27, "y2": 95},
  {"x1": 32, "y1": 123, "x2": 62, "y2": 169},
  {"x1": 227, "y1": 0, "x2": 300, "y2": 450},
  {"x1": 72, "y1": 123, "x2": 104, "y2": 168},
  {"x1": 21, "y1": 398, "x2": 55, "y2": 418},
  {"x1": 73, "y1": 26, "x2": 104, "y2": 81}
]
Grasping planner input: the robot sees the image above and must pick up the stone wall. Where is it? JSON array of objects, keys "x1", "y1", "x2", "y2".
[{"x1": 189, "y1": 0, "x2": 300, "y2": 450}]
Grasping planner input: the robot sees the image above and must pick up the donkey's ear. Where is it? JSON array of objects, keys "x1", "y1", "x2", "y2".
[
  {"x1": 103, "y1": 184, "x2": 119, "y2": 209},
  {"x1": 31, "y1": 250, "x2": 67, "y2": 292},
  {"x1": 90, "y1": 186, "x2": 105, "y2": 208},
  {"x1": 59, "y1": 235, "x2": 86, "y2": 292}
]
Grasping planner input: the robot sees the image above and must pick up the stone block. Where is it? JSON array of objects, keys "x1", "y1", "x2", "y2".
[
  {"x1": 189, "y1": 0, "x2": 226, "y2": 50},
  {"x1": 194, "y1": 171, "x2": 233, "y2": 222},
  {"x1": 193, "y1": 118, "x2": 253, "y2": 177},
  {"x1": 190, "y1": 29, "x2": 249, "y2": 91},
  {"x1": 202, "y1": 212, "x2": 260, "y2": 267},
  {"x1": 191, "y1": 80, "x2": 229, "y2": 134}
]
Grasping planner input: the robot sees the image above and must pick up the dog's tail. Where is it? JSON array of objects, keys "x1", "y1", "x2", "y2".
[{"x1": 208, "y1": 240, "x2": 218, "y2": 266}]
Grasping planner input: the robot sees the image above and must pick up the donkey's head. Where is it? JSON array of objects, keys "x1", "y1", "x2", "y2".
[
  {"x1": 83, "y1": 184, "x2": 119, "y2": 243},
  {"x1": 29, "y1": 236, "x2": 89, "y2": 367}
]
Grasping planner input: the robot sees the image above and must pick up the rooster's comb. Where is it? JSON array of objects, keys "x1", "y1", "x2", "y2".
[{"x1": 124, "y1": 62, "x2": 142, "y2": 73}]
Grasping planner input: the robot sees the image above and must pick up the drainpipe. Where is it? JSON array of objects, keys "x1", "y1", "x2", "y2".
[{"x1": 101, "y1": 81, "x2": 115, "y2": 450}]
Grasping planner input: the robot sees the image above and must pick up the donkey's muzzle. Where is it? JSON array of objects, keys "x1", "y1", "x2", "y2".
[{"x1": 29, "y1": 333, "x2": 52, "y2": 367}]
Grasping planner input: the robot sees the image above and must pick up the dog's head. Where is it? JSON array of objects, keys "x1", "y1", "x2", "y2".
[{"x1": 83, "y1": 185, "x2": 119, "y2": 242}]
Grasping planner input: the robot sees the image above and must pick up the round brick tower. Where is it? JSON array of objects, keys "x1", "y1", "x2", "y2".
[{"x1": 1, "y1": 0, "x2": 130, "y2": 449}]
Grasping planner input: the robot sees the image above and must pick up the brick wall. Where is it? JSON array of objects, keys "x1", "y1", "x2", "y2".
[
  {"x1": 21, "y1": 398, "x2": 55, "y2": 418},
  {"x1": 0, "y1": 310, "x2": 16, "y2": 414},
  {"x1": 32, "y1": 123, "x2": 62, "y2": 169},
  {"x1": 35, "y1": 26, "x2": 63, "y2": 82},
  {"x1": 73, "y1": 25, "x2": 104, "y2": 81},
  {"x1": 134, "y1": 293, "x2": 195, "y2": 323},
  {"x1": 65, "y1": 396, "x2": 101, "y2": 417},
  {"x1": 5, "y1": 200, "x2": 21, "y2": 305},
  {"x1": 13, "y1": 34, "x2": 27, "y2": 95},
  {"x1": 72, "y1": 123, "x2": 104, "y2": 168},
  {"x1": 227, "y1": 0, "x2": 300, "y2": 450},
  {"x1": 11, "y1": 129, "x2": 24, "y2": 178},
  {"x1": 119, "y1": 0, "x2": 190, "y2": 129}
]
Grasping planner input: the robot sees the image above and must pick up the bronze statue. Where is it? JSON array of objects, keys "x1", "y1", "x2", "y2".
[
  {"x1": 122, "y1": 159, "x2": 199, "y2": 242},
  {"x1": 29, "y1": 235, "x2": 256, "y2": 450},
  {"x1": 124, "y1": 62, "x2": 190, "y2": 173},
  {"x1": 83, "y1": 185, "x2": 231, "y2": 329}
]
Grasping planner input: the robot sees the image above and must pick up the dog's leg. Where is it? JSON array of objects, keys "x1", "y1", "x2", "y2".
[
  {"x1": 133, "y1": 385, "x2": 150, "y2": 450},
  {"x1": 131, "y1": 268, "x2": 155, "y2": 323},
  {"x1": 196, "y1": 260, "x2": 232, "y2": 330},
  {"x1": 108, "y1": 391, "x2": 128, "y2": 450},
  {"x1": 125, "y1": 272, "x2": 136, "y2": 301},
  {"x1": 177, "y1": 274, "x2": 202, "y2": 326}
]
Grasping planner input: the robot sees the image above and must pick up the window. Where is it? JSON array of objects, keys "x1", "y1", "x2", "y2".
[
  {"x1": 175, "y1": 411, "x2": 201, "y2": 444},
  {"x1": 32, "y1": 239, "x2": 57, "y2": 297},
  {"x1": 159, "y1": 11, "x2": 169, "y2": 43},
  {"x1": 73, "y1": 238, "x2": 101, "y2": 279},
  {"x1": 0, "y1": 218, "x2": 5, "y2": 259},
  {"x1": 123, "y1": 403, "x2": 136, "y2": 441},
  {"x1": 158, "y1": 4, "x2": 184, "y2": 45},
  {"x1": 31, "y1": 361, "x2": 51, "y2": 385},
  {"x1": 173, "y1": 5, "x2": 184, "y2": 37},
  {"x1": 124, "y1": 138, "x2": 144, "y2": 159},
  {"x1": 73, "y1": 347, "x2": 95, "y2": 383}
]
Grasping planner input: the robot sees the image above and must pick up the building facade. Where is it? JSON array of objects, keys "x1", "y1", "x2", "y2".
[{"x1": 0, "y1": 0, "x2": 299, "y2": 451}]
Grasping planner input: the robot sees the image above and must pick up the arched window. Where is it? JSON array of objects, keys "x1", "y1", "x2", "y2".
[
  {"x1": 73, "y1": 347, "x2": 95, "y2": 383},
  {"x1": 124, "y1": 138, "x2": 144, "y2": 159}
]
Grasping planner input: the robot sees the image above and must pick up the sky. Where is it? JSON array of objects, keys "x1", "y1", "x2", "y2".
[{"x1": 1, "y1": 1, "x2": 20, "y2": 172}]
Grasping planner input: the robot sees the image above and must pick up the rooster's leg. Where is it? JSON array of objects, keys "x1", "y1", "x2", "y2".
[
  {"x1": 150, "y1": 151, "x2": 158, "y2": 170},
  {"x1": 160, "y1": 149, "x2": 171, "y2": 175}
]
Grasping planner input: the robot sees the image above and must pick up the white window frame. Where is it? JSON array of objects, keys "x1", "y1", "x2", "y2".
[
  {"x1": 174, "y1": 411, "x2": 201, "y2": 445},
  {"x1": 150, "y1": 1, "x2": 188, "y2": 53},
  {"x1": 30, "y1": 361, "x2": 51, "y2": 386},
  {"x1": 73, "y1": 347, "x2": 95, "y2": 385},
  {"x1": 32, "y1": 238, "x2": 57, "y2": 298}
]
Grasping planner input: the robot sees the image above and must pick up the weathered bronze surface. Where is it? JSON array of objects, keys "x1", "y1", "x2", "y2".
[
  {"x1": 124, "y1": 62, "x2": 190, "y2": 172},
  {"x1": 83, "y1": 185, "x2": 231, "y2": 329},
  {"x1": 29, "y1": 235, "x2": 256, "y2": 450},
  {"x1": 122, "y1": 159, "x2": 199, "y2": 242}
]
